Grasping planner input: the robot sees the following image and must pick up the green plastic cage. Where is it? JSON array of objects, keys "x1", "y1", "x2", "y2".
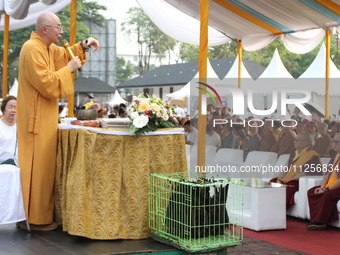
[{"x1": 148, "y1": 172, "x2": 244, "y2": 253}]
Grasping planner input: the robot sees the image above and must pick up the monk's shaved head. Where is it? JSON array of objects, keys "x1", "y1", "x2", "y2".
[
  {"x1": 35, "y1": 12, "x2": 63, "y2": 46},
  {"x1": 36, "y1": 12, "x2": 59, "y2": 31}
]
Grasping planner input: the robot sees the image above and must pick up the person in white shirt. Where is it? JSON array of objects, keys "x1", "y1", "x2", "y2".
[
  {"x1": 173, "y1": 104, "x2": 184, "y2": 117},
  {"x1": 184, "y1": 120, "x2": 198, "y2": 145},
  {"x1": 206, "y1": 124, "x2": 221, "y2": 149},
  {"x1": 0, "y1": 96, "x2": 17, "y2": 165}
]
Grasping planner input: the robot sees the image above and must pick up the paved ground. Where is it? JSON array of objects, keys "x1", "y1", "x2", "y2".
[{"x1": 0, "y1": 223, "x2": 309, "y2": 255}]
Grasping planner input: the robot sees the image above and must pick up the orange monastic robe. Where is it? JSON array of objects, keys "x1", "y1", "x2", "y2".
[{"x1": 17, "y1": 32, "x2": 87, "y2": 224}]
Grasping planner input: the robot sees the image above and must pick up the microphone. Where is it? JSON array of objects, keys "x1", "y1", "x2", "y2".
[{"x1": 61, "y1": 39, "x2": 82, "y2": 72}]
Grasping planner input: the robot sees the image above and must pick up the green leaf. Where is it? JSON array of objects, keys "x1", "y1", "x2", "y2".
[{"x1": 129, "y1": 124, "x2": 138, "y2": 135}]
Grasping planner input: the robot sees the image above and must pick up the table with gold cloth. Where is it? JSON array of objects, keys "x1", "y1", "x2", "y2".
[{"x1": 54, "y1": 125, "x2": 187, "y2": 240}]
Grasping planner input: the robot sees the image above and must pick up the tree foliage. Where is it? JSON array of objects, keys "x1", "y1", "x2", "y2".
[
  {"x1": 116, "y1": 57, "x2": 135, "y2": 85},
  {"x1": 121, "y1": 7, "x2": 177, "y2": 74},
  {"x1": 0, "y1": 0, "x2": 106, "y2": 88}
]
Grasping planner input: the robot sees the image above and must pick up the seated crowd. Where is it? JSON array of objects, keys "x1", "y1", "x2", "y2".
[{"x1": 180, "y1": 104, "x2": 340, "y2": 231}]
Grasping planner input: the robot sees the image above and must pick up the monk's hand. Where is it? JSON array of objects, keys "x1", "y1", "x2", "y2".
[
  {"x1": 67, "y1": 56, "x2": 82, "y2": 72},
  {"x1": 86, "y1": 37, "x2": 100, "y2": 53},
  {"x1": 315, "y1": 187, "x2": 324, "y2": 194},
  {"x1": 280, "y1": 179, "x2": 289, "y2": 184}
]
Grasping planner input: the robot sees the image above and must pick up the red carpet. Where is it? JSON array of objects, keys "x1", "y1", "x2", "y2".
[{"x1": 244, "y1": 217, "x2": 340, "y2": 255}]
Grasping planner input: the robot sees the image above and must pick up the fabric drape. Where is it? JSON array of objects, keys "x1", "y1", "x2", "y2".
[{"x1": 55, "y1": 128, "x2": 187, "y2": 239}]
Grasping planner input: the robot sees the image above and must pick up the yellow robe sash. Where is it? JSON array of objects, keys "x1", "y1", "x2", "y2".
[
  {"x1": 284, "y1": 150, "x2": 319, "y2": 180},
  {"x1": 325, "y1": 154, "x2": 340, "y2": 188}
]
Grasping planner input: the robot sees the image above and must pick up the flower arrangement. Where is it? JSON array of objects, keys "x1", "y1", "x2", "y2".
[{"x1": 128, "y1": 94, "x2": 180, "y2": 138}]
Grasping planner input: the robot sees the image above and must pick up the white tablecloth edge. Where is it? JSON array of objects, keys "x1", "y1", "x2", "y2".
[{"x1": 58, "y1": 124, "x2": 185, "y2": 136}]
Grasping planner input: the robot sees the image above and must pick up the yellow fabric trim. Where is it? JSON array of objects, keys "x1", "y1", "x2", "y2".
[
  {"x1": 314, "y1": 0, "x2": 340, "y2": 16},
  {"x1": 326, "y1": 170, "x2": 338, "y2": 188},
  {"x1": 326, "y1": 153, "x2": 340, "y2": 188},
  {"x1": 284, "y1": 150, "x2": 319, "y2": 179},
  {"x1": 293, "y1": 147, "x2": 309, "y2": 162},
  {"x1": 213, "y1": 0, "x2": 283, "y2": 35}
]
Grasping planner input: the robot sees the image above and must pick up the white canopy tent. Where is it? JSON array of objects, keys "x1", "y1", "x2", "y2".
[
  {"x1": 254, "y1": 49, "x2": 296, "y2": 115},
  {"x1": 297, "y1": 44, "x2": 340, "y2": 117},
  {"x1": 105, "y1": 90, "x2": 127, "y2": 107},
  {"x1": 218, "y1": 55, "x2": 255, "y2": 112},
  {"x1": 166, "y1": 58, "x2": 220, "y2": 99},
  {"x1": 8, "y1": 78, "x2": 18, "y2": 97}
]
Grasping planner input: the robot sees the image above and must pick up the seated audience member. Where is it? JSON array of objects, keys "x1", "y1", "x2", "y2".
[
  {"x1": 206, "y1": 104, "x2": 215, "y2": 120},
  {"x1": 306, "y1": 132, "x2": 340, "y2": 230},
  {"x1": 208, "y1": 111, "x2": 221, "y2": 125},
  {"x1": 329, "y1": 121, "x2": 338, "y2": 157},
  {"x1": 113, "y1": 105, "x2": 119, "y2": 116},
  {"x1": 119, "y1": 103, "x2": 127, "y2": 110},
  {"x1": 329, "y1": 122, "x2": 338, "y2": 138},
  {"x1": 256, "y1": 121, "x2": 278, "y2": 152},
  {"x1": 271, "y1": 132, "x2": 321, "y2": 210},
  {"x1": 213, "y1": 123, "x2": 223, "y2": 136},
  {"x1": 234, "y1": 125, "x2": 249, "y2": 152},
  {"x1": 118, "y1": 108, "x2": 127, "y2": 118},
  {"x1": 206, "y1": 124, "x2": 221, "y2": 149},
  {"x1": 102, "y1": 106, "x2": 109, "y2": 118},
  {"x1": 313, "y1": 123, "x2": 332, "y2": 157},
  {"x1": 183, "y1": 120, "x2": 198, "y2": 146},
  {"x1": 291, "y1": 107, "x2": 303, "y2": 122},
  {"x1": 272, "y1": 121, "x2": 296, "y2": 157},
  {"x1": 309, "y1": 121, "x2": 320, "y2": 145},
  {"x1": 221, "y1": 106, "x2": 232, "y2": 120},
  {"x1": 0, "y1": 96, "x2": 17, "y2": 165},
  {"x1": 295, "y1": 121, "x2": 306, "y2": 134},
  {"x1": 179, "y1": 117, "x2": 187, "y2": 127},
  {"x1": 244, "y1": 126, "x2": 261, "y2": 158},
  {"x1": 173, "y1": 104, "x2": 185, "y2": 117},
  {"x1": 220, "y1": 124, "x2": 239, "y2": 149},
  {"x1": 272, "y1": 120, "x2": 281, "y2": 137}
]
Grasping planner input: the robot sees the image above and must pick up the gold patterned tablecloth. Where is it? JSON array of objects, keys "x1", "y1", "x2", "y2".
[{"x1": 54, "y1": 128, "x2": 187, "y2": 240}]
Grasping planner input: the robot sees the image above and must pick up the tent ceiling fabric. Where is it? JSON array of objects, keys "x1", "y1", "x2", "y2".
[
  {"x1": 138, "y1": 0, "x2": 340, "y2": 53},
  {"x1": 0, "y1": 0, "x2": 70, "y2": 31},
  {"x1": 136, "y1": 0, "x2": 230, "y2": 46}
]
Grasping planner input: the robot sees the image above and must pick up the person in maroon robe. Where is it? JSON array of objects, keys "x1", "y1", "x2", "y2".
[{"x1": 307, "y1": 132, "x2": 340, "y2": 230}]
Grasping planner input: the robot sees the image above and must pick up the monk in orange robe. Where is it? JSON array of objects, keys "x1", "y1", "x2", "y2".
[
  {"x1": 312, "y1": 123, "x2": 332, "y2": 157},
  {"x1": 271, "y1": 132, "x2": 320, "y2": 210},
  {"x1": 271, "y1": 122, "x2": 296, "y2": 157},
  {"x1": 17, "y1": 12, "x2": 100, "y2": 231},
  {"x1": 256, "y1": 121, "x2": 278, "y2": 152}
]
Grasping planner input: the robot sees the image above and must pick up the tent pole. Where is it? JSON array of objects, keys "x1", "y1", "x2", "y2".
[
  {"x1": 197, "y1": 0, "x2": 209, "y2": 172},
  {"x1": 68, "y1": 0, "x2": 77, "y2": 117},
  {"x1": 238, "y1": 40, "x2": 242, "y2": 88},
  {"x1": 2, "y1": 14, "x2": 10, "y2": 98},
  {"x1": 325, "y1": 29, "x2": 330, "y2": 119}
]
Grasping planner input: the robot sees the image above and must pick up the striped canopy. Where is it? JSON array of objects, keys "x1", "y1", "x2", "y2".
[{"x1": 138, "y1": 0, "x2": 340, "y2": 53}]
